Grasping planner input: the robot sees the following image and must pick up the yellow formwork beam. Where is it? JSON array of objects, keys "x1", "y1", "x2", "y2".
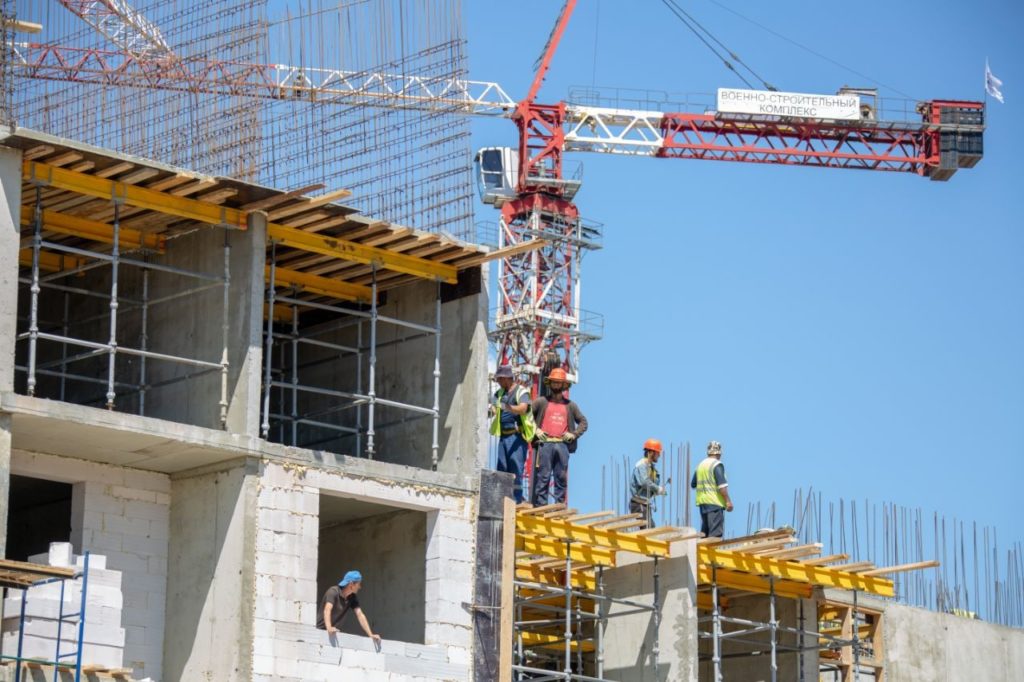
[
  {"x1": 19, "y1": 248, "x2": 86, "y2": 272},
  {"x1": 515, "y1": 566, "x2": 596, "y2": 591},
  {"x1": 517, "y1": 535, "x2": 617, "y2": 567},
  {"x1": 23, "y1": 162, "x2": 247, "y2": 230},
  {"x1": 697, "y1": 565, "x2": 814, "y2": 599},
  {"x1": 699, "y1": 546, "x2": 895, "y2": 598},
  {"x1": 21, "y1": 209, "x2": 165, "y2": 252},
  {"x1": 517, "y1": 513, "x2": 671, "y2": 557},
  {"x1": 519, "y1": 632, "x2": 595, "y2": 653},
  {"x1": 267, "y1": 222, "x2": 458, "y2": 284},
  {"x1": 267, "y1": 265, "x2": 372, "y2": 303}
]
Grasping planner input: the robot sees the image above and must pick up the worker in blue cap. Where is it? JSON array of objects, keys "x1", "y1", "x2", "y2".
[{"x1": 316, "y1": 570, "x2": 381, "y2": 645}]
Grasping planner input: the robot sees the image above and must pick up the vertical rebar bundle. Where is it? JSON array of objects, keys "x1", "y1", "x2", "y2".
[{"x1": 8, "y1": 0, "x2": 474, "y2": 237}]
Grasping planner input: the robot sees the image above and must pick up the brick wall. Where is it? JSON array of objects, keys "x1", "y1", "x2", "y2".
[{"x1": 12, "y1": 450, "x2": 169, "y2": 681}]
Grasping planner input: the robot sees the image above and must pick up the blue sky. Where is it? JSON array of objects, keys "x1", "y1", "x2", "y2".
[{"x1": 466, "y1": 1, "x2": 1023, "y2": 547}]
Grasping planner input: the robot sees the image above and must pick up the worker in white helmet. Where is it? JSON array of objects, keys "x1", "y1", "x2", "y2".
[{"x1": 690, "y1": 440, "x2": 733, "y2": 538}]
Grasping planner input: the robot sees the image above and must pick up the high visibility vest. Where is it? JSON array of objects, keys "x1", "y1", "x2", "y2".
[
  {"x1": 695, "y1": 457, "x2": 726, "y2": 507},
  {"x1": 489, "y1": 386, "x2": 536, "y2": 441}
]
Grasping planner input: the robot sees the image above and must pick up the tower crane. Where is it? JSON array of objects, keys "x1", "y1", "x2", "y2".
[{"x1": 8, "y1": 0, "x2": 986, "y2": 395}]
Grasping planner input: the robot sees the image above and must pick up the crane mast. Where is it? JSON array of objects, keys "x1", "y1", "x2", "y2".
[{"x1": 7, "y1": 0, "x2": 986, "y2": 393}]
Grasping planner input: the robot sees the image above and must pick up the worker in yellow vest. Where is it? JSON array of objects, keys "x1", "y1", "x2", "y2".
[
  {"x1": 489, "y1": 365, "x2": 536, "y2": 503},
  {"x1": 690, "y1": 440, "x2": 733, "y2": 538}
]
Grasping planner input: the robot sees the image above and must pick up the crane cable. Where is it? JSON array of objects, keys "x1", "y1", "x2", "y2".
[
  {"x1": 659, "y1": 0, "x2": 777, "y2": 92},
  {"x1": 706, "y1": 0, "x2": 916, "y2": 100}
]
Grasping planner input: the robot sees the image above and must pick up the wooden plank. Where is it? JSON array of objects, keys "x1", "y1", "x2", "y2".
[
  {"x1": 240, "y1": 183, "x2": 325, "y2": 211},
  {"x1": 803, "y1": 553, "x2": 849, "y2": 566},
  {"x1": 860, "y1": 560, "x2": 939, "y2": 577},
  {"x1": 267, "y1": 187, "x2": 353, "y2": 221},
  {"x1": 583, "y1": 514, "x2": 642, "y2": 528},
  {"x1": 518, "y1": 503, "x2": 566, "y2": 516},
  {"x1": 711, "y1": 529, "x2": 795, "y2": 548},
  {"x1": 565, "y1": 510, "x2": 615, "y2": 523},
  {"x1": 498, "y1": 497, "x2": 515, "y2": 682}
]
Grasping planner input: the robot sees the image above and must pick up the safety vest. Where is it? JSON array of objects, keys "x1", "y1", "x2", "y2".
[
  {"x1": 489, "y1": 386, "x2": 536, "y2": 441},
  {"x1": 695, "y1": 457, "x2": 726, "y2": 507}
]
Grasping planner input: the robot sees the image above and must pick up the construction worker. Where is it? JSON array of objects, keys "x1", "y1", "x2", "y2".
[
  {"x1": 530, "y1": 368, "x2": 588, "y2": 506},
  {"x1": 489, "y1": 365, "x2": 536, "y2": 503},
  {"x1": 317, "y1": 570, "x2": 382, "y2": 646},
  {"x1": 690, "y1": 440, "x2": 733, "y2": 538},
  {"x1": 630, "y1": 438, "x2": 667, "y2": 528}
]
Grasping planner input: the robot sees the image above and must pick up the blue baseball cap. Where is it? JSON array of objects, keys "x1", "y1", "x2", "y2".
[{"x1": 339, "y1": 570, "x2": 363, "y2": 587}]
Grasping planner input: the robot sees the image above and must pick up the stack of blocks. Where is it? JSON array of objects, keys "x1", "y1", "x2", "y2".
[{"x1": 1, "y1": 542, "x2": 126, "y2": 669}]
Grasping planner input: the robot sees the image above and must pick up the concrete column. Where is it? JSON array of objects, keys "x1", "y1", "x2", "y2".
[
  {"x1": 0, "y1": 145, "x2": 22, "y2": 392},
  {"x1": 163, "y1": 459, "x2": 258, "y2": 682},
  {"x1": 225, "y1": 211, "x2": 267, "y2": 436},
  {"x1": 472, "y1": 469, "x2": 514, "y2": 681},
  {"x1": 602, "y1": 542, "x2": 699, "y2": 682},
  {"x1": 0, "y1": 146, "x2": 23, "y2": 560}
]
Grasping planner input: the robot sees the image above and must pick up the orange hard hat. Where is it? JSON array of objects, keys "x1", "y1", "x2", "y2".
[
  {"x1": 545, "y1": 368, "x2": 569, "y2": 383},
  {"x1": 643, "y1": 438, "x2": 663, "y2": 454}
]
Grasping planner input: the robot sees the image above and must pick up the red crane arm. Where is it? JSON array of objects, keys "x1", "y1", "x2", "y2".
[{"x1": 524, "y1": 0, "x2": 577, "y2": 106}]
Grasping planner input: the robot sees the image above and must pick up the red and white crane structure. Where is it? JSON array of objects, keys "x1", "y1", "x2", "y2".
[{"x1": 9, "y1": 0, "x2": 986, "y2": 393}]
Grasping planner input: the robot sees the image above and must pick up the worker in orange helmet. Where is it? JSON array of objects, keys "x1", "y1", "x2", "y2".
[
  {"x1": 630, "y1": 438, "x2": 668, "y2": 528},
  {"x1": 529, "y1": 367, "x2": 588, "y2": 506}
]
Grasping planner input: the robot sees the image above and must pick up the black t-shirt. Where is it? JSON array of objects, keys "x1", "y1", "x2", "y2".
[{"x1": 316, "y1": 585, "x2": 359, "y2": 629}]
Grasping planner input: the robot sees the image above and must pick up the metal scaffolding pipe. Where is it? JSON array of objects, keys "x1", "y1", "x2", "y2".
[
  {"x1": 26, "y1": 186, "x2": 42, "y2": 397},
  {"x1": 105, "y1": 200, "x2": 121, "y2": 409},
  {"x1": 769, "y1": 576, "x2": 778, "y2": 682},
  {"x1": 431, "y1": 281, "x2": 441, "y2": 470},
  {"x1": 219, "y1": 229, "x2": 230, "y2": 428},
  {"x1": 291, "y1": 303, "x2": 299, "y2": 445},
  {"x1": 564, "y1": 541, "x2": 572, "y2": 680},
  {"x1": 366, "y1": 264, "x2": 378, "y2": 459},
  {"x1": 261, "y1": 242, "x2": 277, "y2": 438},
  {"x1": 653, "y1": 556, "x2": 661, "y2": 677},
  {"x1": 139, "y1": 265, "x2": 149, "y2": 415}
]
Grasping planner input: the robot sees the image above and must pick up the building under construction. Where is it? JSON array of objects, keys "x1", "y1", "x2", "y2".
[{"x1": 0, "y1": 1, "x2": 1021, "y2": 681}]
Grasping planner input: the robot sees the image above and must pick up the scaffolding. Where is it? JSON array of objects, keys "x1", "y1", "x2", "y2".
[
  {"x1": 0, "y1": 553, "x2": 90, "y2": 682},
  {"x1": 696, "y1": 530, "x2": 935, "y2": 682},
  {"x1": 513, "y1": 503, "x2": 694, "y2": 680},
  {"x1": 15, "y1": 160, "x2": 234, "y2": 424},
  {"x1": 261, "y1": 249, "x2": 444, "y2": 467}
]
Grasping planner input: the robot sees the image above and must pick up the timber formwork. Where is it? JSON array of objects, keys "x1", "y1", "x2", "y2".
[
  {"x1": 514, "y1": 503, "x2": 696, "y2": 680},
  {"x1": 513, "y1": 504, "x2": 938, "y2": 682}
]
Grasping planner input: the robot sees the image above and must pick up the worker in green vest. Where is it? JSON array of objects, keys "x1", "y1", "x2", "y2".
[
  {"x1": 690, "y1": 440, "x2": 733, "y2": 538},
  {"x1": 489, "y1": 365, "x2": 536, "y2": 503}
]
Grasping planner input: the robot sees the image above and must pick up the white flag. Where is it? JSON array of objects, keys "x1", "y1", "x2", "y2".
[{"x1": 985, "y1": 60, "x2": 1004, "y2": 103}]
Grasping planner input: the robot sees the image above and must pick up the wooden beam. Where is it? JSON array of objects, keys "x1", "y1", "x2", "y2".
[
  {"x1": 19, "y1": 248, "x2": 86, "y2": 272},
  {"x1": 1, "y1": 18, "x2": 43, "y2": 33},
  {"x1": 699, "y1": 546, "x2": 894, "y2": 597},
  {"x1": 23, "y1": 162, "x2": 248, "y2": 230},
  {"x1": 266, "y1": 266, "x2": 372, "y2": 303},
  {"x1": 515, "y1": 566, "x2": 596, "y2": 591},
  {"x1": 860, "y1": 560, "x2": 940, "y2": 577},
  {"x1": 21, "y1": 210, "x2": 165, "y2": 251},
  {"x1": 266, "y1": 222, "x2": 457, "y2": 283},
  {"x1": 803, "y1": 553, "x2": 849, "y2": 566},
  {"x1": 516, "y1": 535, "x2": 617, "y2": 567},
  {"x1": 267, "y1": 187, "x2": 353, "y2": 221},
  {"x1": 455, "y1": 239, "x2": 545, "y2": 267},
  {"x1": 516, "y1": 514, "x2": 671, "y2": 558}
]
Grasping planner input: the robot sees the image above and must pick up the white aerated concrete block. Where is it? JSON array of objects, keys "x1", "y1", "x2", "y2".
[{"x1": 48, "y1": 543, "x2": 73, "y2": 568}]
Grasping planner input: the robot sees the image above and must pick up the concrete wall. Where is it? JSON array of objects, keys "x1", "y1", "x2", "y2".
[
  {"x1": 0, "y1": 146, "x2": 23, "y2": 558},
  {"x1": 163, "y1": 459, "x2": 257, "y2": 682},
  {"x1": 883, "y1": 601, "x2": 1024, "y2": 682},
  {"x1": 317, "y1": 509, "x2": 426, "y2": 644},
  {"x1": 251, "y1": 460, "x2": 474, "y2": 682},
  {"x1": 602, "y1": 541, "x2": 699, "y2": 682},
  {"x1": 10, "y1": 450, "x2": 169, "y2": 681}
]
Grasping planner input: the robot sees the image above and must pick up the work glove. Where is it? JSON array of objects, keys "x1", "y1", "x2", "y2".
[
  {"x1": 561, "y1": 432, "x2": 576, "y2": 443},
  {"x1": 658, "y1": 486, "x2": 667, "y2": 496}
]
